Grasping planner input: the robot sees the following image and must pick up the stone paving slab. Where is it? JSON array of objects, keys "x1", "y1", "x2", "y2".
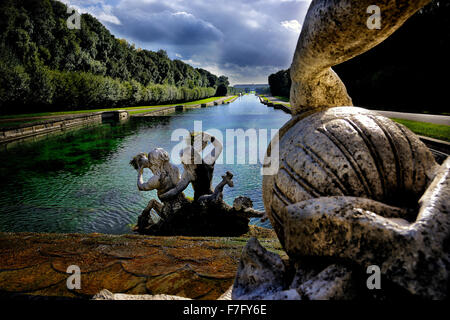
[{"x1": 0, "y1": 228, "x2": 281, "y2": 300}]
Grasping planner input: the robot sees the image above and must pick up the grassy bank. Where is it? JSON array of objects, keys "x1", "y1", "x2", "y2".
[
  {"x1": 184, "y1": 96, "x2": 226, "y2": 106},
  {"x1": 223, "y1": 95, "x2": 238, "y2": 103},
  {"x1": 259, "y1": 95, "x2": 291, "y2": 108},
  {"x1": 274, "y1": 96, "x2": 289, "y2": 102},
  {"x1": 0, "y1": 96, "x2": 228, "y2": 121},
  {"x1": 128, "y1": 107, "x2": 163, "y2": 116},
  {"x1": 392, "y1": 118, "x2": 450, "y2": 142}
]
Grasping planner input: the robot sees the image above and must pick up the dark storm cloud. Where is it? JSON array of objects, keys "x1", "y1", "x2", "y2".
[
  {"x1": 112, "y1": 10, "x2": 224, "y2": 45},
  {"x1": 63, "y1": 0, "x2": 312, "y2": 83}
]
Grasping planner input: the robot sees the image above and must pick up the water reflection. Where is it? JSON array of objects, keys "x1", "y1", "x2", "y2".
[{"x1": 0, "y1": 95, "x2": 290, "y2": 234}]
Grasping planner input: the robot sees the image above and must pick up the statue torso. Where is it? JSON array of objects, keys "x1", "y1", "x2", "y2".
[{"x1": 192, "y1": 162, "x2": 214, "y2": 201}]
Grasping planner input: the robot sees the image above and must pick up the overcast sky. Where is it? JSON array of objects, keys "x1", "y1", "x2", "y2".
[{"x1": 61, "y1": 0, "x2": 312, "y2": 85}]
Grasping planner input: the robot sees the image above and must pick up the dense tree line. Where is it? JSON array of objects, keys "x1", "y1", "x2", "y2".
[
  {"x1": 0, "y1": 0, "x2": 238, "y2": 114},
  {"x1": 268, "y1": 69, "x2": 291, "y2": 98},
  {"x1": 268, "y1": 0, "x2": 449, "y2": 114}
]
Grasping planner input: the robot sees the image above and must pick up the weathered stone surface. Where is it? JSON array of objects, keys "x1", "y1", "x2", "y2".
[
  {"x1": 263, "y1": 107, "x2": 438, "y2": 247},
  {"x1": 92, "y1": 285, "x2": 235, "y2": 300},
  {"x1": 145, "y1": 268, "x2": 230, "y2": 300},
  {"x1": 217, "y1": 286, "x2": 233, "y2": 300},
  {"x1": 93, "y1": 289, "x2": 191, "y2": 300},
  {"x1": 257, "y1": 108, "x2": 448, "y2": 299},
  {"x1": 0, "y1": 230, "x2": 281, "y2": 299},
  {"x1": 260, "y1": 109, "x2": 448, "y2": 299},
  {"x1": 76, "y1": 263, "x2": 144, "y2": 297},
  {"x1": 0, "y1": 263, "x2": 67, "y2": 293},
  {"x1": 232, "y1": 238, "x2": 356, "y2": 300},
  {"x1": 233, "y1": 196, "x2": 267, "y2": 220},
  {"x1": 290, "y1": 0, "x2": 431, "y2": 114},
  {"x1": 297, "y1": 264, "x2": 355, "y2": 300},
  {"x1": 243, "y1": 158, "x2": 448, "y2": 300},
  {"x1": 236, "y1": 0, "x2": 450, "y2": 301},
  {"x1": 232, "y1": 237, "x2": 287, "y2": 300}
]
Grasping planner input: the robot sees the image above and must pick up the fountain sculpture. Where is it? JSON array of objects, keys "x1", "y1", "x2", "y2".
[
  {"x1": 233, "y1": 0, "x2": 449, "y2": 300},
  {"x1": 130, "y1": 132, "x2": 265, "y2": 236}
]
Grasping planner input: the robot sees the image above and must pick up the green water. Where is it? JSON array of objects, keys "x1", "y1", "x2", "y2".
[{"x1": 0, "y1": 94, "x2": 290, "y2": 234}]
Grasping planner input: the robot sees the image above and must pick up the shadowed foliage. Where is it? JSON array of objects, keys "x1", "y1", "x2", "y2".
[{"x1": 268, "y1": 0, "x2": 449, "y2": 114}]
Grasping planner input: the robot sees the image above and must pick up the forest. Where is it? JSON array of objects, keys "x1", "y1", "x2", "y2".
[
  {"x1": 268, "y1": 69, "x2": 291, "y2": 98},
  {"x1": 268, "y1": 0, "x2": 449, "y2": 114},
  {"x1": 0, "y1": 0, "x2": 241, "y2": 115}
]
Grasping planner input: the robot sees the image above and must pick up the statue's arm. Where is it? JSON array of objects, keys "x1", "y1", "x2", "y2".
[
  {"x1": 159, "y1": 171, "x2": 192, "y2": 201},
  {"x1": 203, "y1": 134, "x2": 223, "y2": 165},
  {"x1": 137, "y1": 168, "x2": 160, "y2": 191}
]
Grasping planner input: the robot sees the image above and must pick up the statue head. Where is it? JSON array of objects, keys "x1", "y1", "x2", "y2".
[
  {"x1": 129, "y1": 152, "x2": 149, "y2": 170},
  {"x1": 130, "y1": 148, "x2": 170, "y2": 175},
  {"x1": 147, "y1": 148, "x2": 170, "y2": 175}
]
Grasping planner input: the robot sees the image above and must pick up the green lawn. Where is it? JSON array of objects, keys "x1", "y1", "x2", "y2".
[
  {"x1": 0, "y1": 96, "x2": 228, "y2": 120},
  {"x1": 130, "y1": 96, "x2": 228, "y2": 113},
  {"x1": 274, "y1": 96, "x2": 290, "y2": 102},
  {"x1": 128, "y1": 107, "x2": 162, "y2": 115},
  {"x1": 223, "y1": 95, "x2": 238, "y2": 103},
  {"x1": 0, "y1": 104, "x2": 177, "y2": 120},
  {"x1": 260, "y1": 96, "x2": 291, "y2": 108},
  {"x1": 183, "y1": 96, "x2": 225, "y2": 106},
  {"x1": 391, "y1": 118, "x2": 450, "y2": 142}
]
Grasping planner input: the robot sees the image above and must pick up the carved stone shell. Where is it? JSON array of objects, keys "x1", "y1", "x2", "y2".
[{"x1": 262, "y1": 107, "x2": 438, "y2": 245}]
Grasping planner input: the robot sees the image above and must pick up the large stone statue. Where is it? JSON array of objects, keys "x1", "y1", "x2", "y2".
[
  {"x1": 131, "y1": 133, "x2": 265, "y2": 236},
  {"x1": 130, "y1": 148, "x2": 189, "y2": 232},
  {"x1": 234, "y1": 0, "x2": 450, "y2": 299}
]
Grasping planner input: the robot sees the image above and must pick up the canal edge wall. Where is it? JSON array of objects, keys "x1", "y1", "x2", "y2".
[
  {"x1": 0, "y1": 110, "x2": 130, "y2": 144},
  {"x1": 0, "y1": 112, "x2": 105, "y2": 144}
]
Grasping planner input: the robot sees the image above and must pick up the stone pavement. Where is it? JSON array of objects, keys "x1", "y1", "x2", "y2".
[{"x1": 0, "y1": 228, "x2": 280, "y2": 300}]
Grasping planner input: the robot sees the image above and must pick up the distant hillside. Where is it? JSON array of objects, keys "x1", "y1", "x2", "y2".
[
  {"x1": 268, "y1": 0, "x2": 450, "y2": 114},
  {"x1": 0, "y1": 0, "x2": 238, "y2": 114}
]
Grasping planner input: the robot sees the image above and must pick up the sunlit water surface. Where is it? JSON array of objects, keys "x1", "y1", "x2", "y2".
[{"x1": 0, "y1": 95, "x2": 290, "y2": 234}]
